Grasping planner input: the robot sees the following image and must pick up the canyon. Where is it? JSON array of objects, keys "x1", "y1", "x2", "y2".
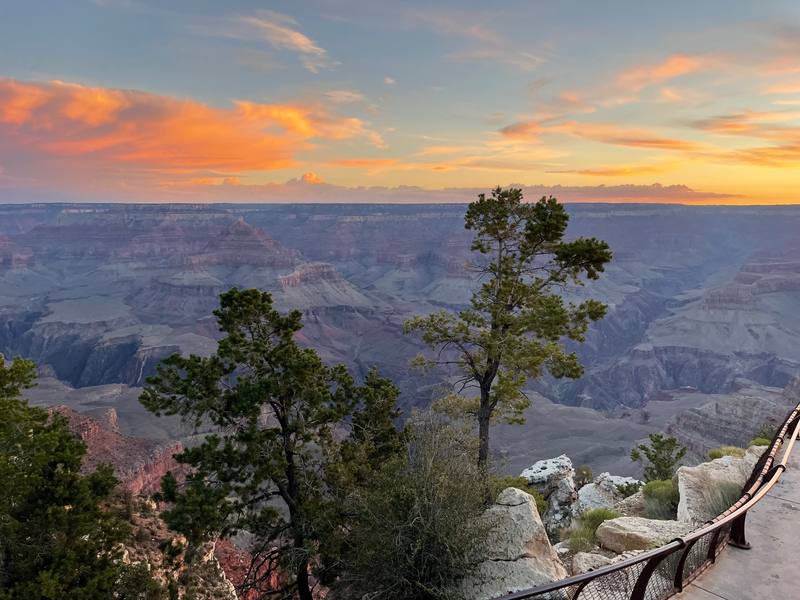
[{"x1": 3, "y1": 202, "x2": 800, "y2": 475}]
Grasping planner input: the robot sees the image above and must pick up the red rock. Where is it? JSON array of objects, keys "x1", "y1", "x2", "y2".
[
  {"x1": 214, "y1": 539, "x2": 281, "y2": 600},
  {"x1": 49, "y1": 405, "x2": 184, "y2": 496}
]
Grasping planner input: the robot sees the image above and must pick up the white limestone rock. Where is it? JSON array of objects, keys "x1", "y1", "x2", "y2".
[
  {"x1": 460, "y1": 487, "x2": 568, "y2": 600},
  {"x1": 596, "y1": 517, "x2": 691, "y2": 554},
  {"x1": 574, "y1": 473, "x2": 642, "y2": 515},
  {"x1": 676, "y1": 445, "x2": 766, "y2": 523},
  {"x1": 521, "y1": 455, "x2": 577, "y2": 531}
]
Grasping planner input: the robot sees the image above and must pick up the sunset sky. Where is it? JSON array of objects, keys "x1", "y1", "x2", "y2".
[{"x1": 2, "y1": 1, "x2": 800, "y2": 204}]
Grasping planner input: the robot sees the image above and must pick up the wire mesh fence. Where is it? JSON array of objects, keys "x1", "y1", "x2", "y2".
[{"x1": 493, "y1": 401, "x2": 800, "y2": 600}]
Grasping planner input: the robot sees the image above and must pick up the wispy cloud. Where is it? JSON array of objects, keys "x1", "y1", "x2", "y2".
[
  {"x1": 500, "y1": 118, "x2": 703, "y2": 152},
  {"x1": 616, "y1": 53, "x2": 715, "y2": 92},
  {"x1": 200, "y1": 10, "x2": 336, "y2": 73},
  {"x1": 324, "y1": 89, "x2": 366, "y2": 104}
]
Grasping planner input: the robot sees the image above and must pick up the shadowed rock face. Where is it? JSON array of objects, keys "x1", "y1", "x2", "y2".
[
  {"x1": 49, "y1": 404, "x2": 184, "y2": 496},
  {"x1": 3, "y1": 202, "x2": 800, "y2": 473}
]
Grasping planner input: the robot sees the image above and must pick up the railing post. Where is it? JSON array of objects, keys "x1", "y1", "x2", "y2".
[
  {"x1": 729, "y1": 512, "x2": 751, "y2": 550},
  {"x1": 673, "y1": 539, "x2": 697, "y2": 592},
  {"x1": 630, "y1": 553, "x2": 669, "y2": 600},
  {"x1": 706, "y1": 528, "x2": 724, "y2": 560}
]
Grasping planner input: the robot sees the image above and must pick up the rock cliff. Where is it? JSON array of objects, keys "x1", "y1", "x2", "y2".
[{"x1": 50, "y1": 404, "x2": 184, "y2": 495}]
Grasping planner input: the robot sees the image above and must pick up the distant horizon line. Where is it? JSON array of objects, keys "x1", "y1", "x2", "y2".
[{"x1": 2, "y1": 200, "x2": 800, "y2": 209}]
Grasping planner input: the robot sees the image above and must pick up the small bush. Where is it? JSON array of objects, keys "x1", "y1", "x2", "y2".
[
  {"x1": 574, "y1": 464, "x2": 593, "y2": 489},
  {"x1": 748, "y1": 437, "x2": 770, "y2": 447},
  {"x1": 616, "y1": 481, "x2": 643, "y2": 498},
  {"x1": 643, "y1": 479, "x2": 679, "y2": 520},
  {"x1": 564, "y1": 508, "x2": 620, "y2": 552},
  {"x1": 580, "y1": 508, "x2": 621, "y2": 532},
  {"x1": 708, "y1": 446, "x2": 745, "y2": 460},
  {"x1": 565, "y1": 527, "x2": 596, "y2": 553}
]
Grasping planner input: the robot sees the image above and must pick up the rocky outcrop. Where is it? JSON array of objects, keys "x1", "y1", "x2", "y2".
[
  {"x1": 572, "y1": 552, "x2": 613, "y2": 575},
  {"x1": 596, "y1": 517, "x2": 691, "y2": 553},
  {"x1": 613, "y1": 490, "x2": 646, "y2": 517},
  {"x1": 128, "y1": 269, "x2": 224, "y2": 323},
  {"x1": 460, "y1": 488, "x2": 567, "y2": 600},
  {"x1": 278, "y1": 262, "x2": 344, "y2": 288},
  {"x1": 667, "y1": 380, "x2": 794, "y2": 460},
  {"x1": 276, "y1": 263, "x2": 371, "y2": 309},
  {"x1": 50, "y1": 405, "x2": 184, "y2": 495},
  {"x1": 574, "y1": 473, "x2": 642, "y2": 515},
  {"x1": 676, "y1": 445, "x2": 765, "y2": 523},
  {"x1": 190, "y1": 218, "x2": 298, "y2": 268},
  {"x1": 123, "y1": 503, "x2": 238, "y2": 599},
  {"x1": 521, "y1": 455, "x2": 577, "y2": 531}
]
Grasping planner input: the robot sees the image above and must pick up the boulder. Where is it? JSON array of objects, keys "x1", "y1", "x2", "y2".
[
  {"x1": 596, "y1": 517, "x2": 691, "y2": 554},
  {"x1": 460, "y1": 488, "x2": 568, "y2": 600},
  {"x1": 552, "y1": 540, "x2": 571, "y2": 558},
  {"x1": 572, "y1": 552, "x2": 612, "y2": 575},
  {"x1": 676, "y1": 445, "x2": 766, "y2": 523},
  {"x1": 574, "y1": 473, "x2": 642, "y2": 515},
  {"x1": 613, "y1": 489, "x2": 646, "y2": 517},
  {"x1": 521, "y1": 455, "x2": 577, "y2": 531}
]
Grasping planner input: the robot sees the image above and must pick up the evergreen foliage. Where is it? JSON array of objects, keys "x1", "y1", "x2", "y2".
[
  {"x1": 630, "y1": 433, "x2": 686, "y2": 482},
  {"x1": 140, "y1": 288, "x2": 404, "y2": 600},
  {"x1": 0, "y1": 355, "x2": 154, "y2": 599}
]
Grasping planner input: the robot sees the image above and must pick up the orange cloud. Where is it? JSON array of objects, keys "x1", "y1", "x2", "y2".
[
  {"x1": 237, "y1": 101, "x2": 385, "y2": 147},
  {"x1": 0, "y1": 78, "x2": 385, "y2": 197},
  {"x1": 693, "y1": 110, "x2": 800, "y2": 141},
  {"x1": 563, "y1": 122, "x2": 702, "y2": 151},
  {"x1": 616, "y1": 54, "x2": 712, "y2": 92},
  {"x1": 500, "y1": 118, "x2": 702, "y2": 151}
]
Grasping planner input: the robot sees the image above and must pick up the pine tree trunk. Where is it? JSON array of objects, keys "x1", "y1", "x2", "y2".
[
  {"x1": 477, "y1": 387, "x2": 491, "y2": 470},
  {"x1": 296, "y1": 557, "x2": 313, "y2": 600}
]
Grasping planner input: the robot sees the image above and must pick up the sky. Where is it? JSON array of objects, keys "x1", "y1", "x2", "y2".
[{"x1": 1, "y1": 0, "x2": 800, "y2": 204}]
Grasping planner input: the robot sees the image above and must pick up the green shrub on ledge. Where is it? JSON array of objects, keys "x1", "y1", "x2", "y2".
[
  {"x1": 748, "y1": 437, "x2": 770, "y2": 447},
  {"x1": 643, "y1": 479, "x2": 679, "y2": 520},
  {"x1": 564, "y1": 508, "x2": 620, "y2": 552},
  {"x1": 708, "y1": 446, "x2": 745, "y2": 460}
]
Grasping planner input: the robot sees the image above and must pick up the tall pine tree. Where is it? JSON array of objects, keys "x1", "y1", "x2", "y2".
[
  {"x1": 141, "y1": 288, "x2": 403, "y2": 600},
  {"x1": 405, "y1": 188, "x2": 612, "y2": 469}
]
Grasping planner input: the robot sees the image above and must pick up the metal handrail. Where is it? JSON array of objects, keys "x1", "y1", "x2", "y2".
[{"x1": 493, "y1": 399, "x2": 800, "y2": 600}]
